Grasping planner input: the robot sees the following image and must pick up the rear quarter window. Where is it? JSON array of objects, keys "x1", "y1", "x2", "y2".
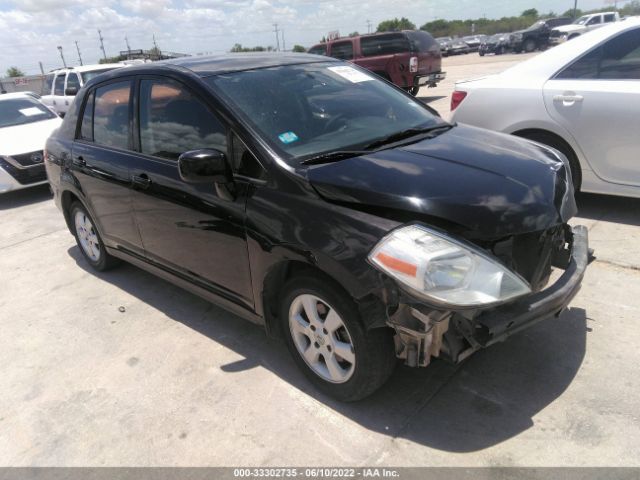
[
  {"x1": 43, "y1": 74, "x2": 54, "y2": 95},
  {"x1": 405, "y1": 31, "x2": 438, "y2": 53},
  {"x1": 308, "y1": 45, "x2": 327, "y2": 56},
  {"x1": 361, "y1": 33, "x2": 410, "y2": 57},
  {"x1": 330, "y1": 41, "x2": 354, "y2": 60}
]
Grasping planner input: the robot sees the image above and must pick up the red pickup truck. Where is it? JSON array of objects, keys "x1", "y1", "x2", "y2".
[{"x1": 308, "y1": 30, "x2": 445, "y2": 95}]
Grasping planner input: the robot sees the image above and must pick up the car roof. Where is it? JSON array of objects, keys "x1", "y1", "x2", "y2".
[
  {"x1": 157, "y1": 52, "x2": 339, "y2": 76},
  {"x1": 0, "y1": 92, "x2": 37, "y2": 101},
  {"x1": 48, "y1": 63, "x2": 124, "y2": 74}
]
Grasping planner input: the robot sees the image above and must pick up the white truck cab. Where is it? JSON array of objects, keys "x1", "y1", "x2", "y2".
[
  {"x1": 550, "y1": 11, "x2": 620, "y2": 44},
  {"x1": 40, "y1": 64, "x2": 123, "y2": 116}
]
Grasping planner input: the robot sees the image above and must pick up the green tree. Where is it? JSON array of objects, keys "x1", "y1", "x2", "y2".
[
  {"x1": 6, "y1": 66, "x2": 25, "y2": 77},
  {"x1": 292, "y1": 44, "x2": 306, "y2": 52},
  {"x1": 348, "y1": 31, "x2": 359, "y2": 37},
  {"x1": 562, "y1": 8, "x2": 582, "y2": 18},
  {"x1": 521, "y1": 8, "x2": 539, "y2": 17},
  {"x1": 99, "y1": 56, "x2": 123, "y2": 64},
  {"x1": 377, "y1": 17, "x2": 416, "y2": 32}
]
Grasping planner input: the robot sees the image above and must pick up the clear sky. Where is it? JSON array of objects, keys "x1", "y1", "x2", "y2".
[{"x1": 0, "y1": 0, "x2": 619, "y2": 74}]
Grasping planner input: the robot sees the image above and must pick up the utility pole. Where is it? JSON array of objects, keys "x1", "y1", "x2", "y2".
[
  {"x1": 281, "y1": 29, "x2": 285, "y2": 51},
  {"x1": 98, "y1": 29, "x2": 107, "y2": 60},
  {"x1": 75, "y1": 41, "x2": 83, "y2": 66},
  {"x1": 367, "y1": 19, "x2": 372, "y2": 34},
  {"x1": 573, "y1": 0, "x2": 578, "y2": 18},
  {"x1": 273, "y1": 23, "x2": 280, "y2": 51},
  {"x1": 125, "y1": 35, "x2": 131, "y2": 58},
  {"x1": 57, "y1": 46, "x2": 67, "y2": 68},
  {"x1": 38, "y1": 62, "x2": 45, "y2": 75}
]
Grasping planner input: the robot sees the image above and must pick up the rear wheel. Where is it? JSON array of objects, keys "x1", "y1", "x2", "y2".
[
  {"x1": 408, "y1": 86, "x2": 420, "y2": 96},
  {"x1": 280, "y1": 275, "x2": 396, "y2": 401},
  {"x1": 70, "y1": 202, "x2": 120, "y2": 271},
  {"x1": 523, "y1": 39, "x2": 537, "y2": 52}
]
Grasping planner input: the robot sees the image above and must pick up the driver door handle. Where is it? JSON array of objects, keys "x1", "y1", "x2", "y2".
[
  {"x1": 132, "y1": 173, "x2": 151, "y2": 189},
  {"x1": 553, "y1": 94, "x2": 584, "y2": 104}
]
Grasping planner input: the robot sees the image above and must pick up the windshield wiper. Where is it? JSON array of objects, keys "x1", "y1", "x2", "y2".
[
  {"x1": 301, "y1": 150, "x2": 371, "y2": 166},
  {"x1": 363, "y1": 124, "x2": 454, "y2": 151}
]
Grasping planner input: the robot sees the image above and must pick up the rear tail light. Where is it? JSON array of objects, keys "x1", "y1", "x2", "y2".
[
  {"x1": 409, "y1": 56, "x2": 418, "y2": 73},
  {"x1": 451, "y1": 90, "x2": 467, "y2": 111}
]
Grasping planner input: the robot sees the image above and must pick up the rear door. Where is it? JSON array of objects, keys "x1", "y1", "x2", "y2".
[
  {"x1": 129, "y1": 76, "x2": 254, "y2": 308},
  {"x1": 543, "y1": 27, "x2": 640, "y2": 187},
  {"x1": 52, "y1": 72, "x2": 66, "y2": 115},
  {"x1": 71, "y1": 79, "x2": 144, "y2": 254}
]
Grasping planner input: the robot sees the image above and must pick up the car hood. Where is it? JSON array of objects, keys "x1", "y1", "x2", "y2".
[
  {"x1": 306, "y1": 124, "x2": 576, "y2": 240},
  {"x1": 553, "y1": 24, "x2": 584, "y2": 33},
  {"x1": 0, "y1": 118, "x2": 62, "y2": 156}
]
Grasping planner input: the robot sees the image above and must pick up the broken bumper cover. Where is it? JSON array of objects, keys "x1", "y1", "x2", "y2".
[{"x1": 473, "y1": 225, "x2": 589, "y2": 348}]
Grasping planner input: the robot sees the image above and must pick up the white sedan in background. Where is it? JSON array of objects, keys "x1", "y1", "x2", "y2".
[
  {"x1": 451, "y1": 18, "x2": 640, "y2": 198},
  {"x1": 0, "y1": 93, "x2": 62, "y2": 193}
]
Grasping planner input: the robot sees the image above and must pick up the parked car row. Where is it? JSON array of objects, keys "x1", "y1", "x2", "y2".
[{"x1": 436, "y1": 35, "x2": 488, "y2": 56}]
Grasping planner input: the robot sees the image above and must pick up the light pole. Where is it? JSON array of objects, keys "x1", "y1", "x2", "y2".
[{"x1": 57, "y1": 46, "x2": 67, "y2": 68}]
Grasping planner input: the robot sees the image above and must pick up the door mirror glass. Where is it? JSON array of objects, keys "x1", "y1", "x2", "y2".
[
  {"x1": 65, "y1": 86, "x2": 78, "y2": 96},
  {"x1": 178, "y1": 149, "x2": 232, "y2": 184}
]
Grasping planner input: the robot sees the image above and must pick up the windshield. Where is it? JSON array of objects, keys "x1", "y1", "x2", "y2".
[
  {"x1": 207, "y1": 62, "x2": 443, "y2": 165},
  {"x1": 0, "y1": 97, "x2": 57, "y2": 128},
  {"x1": 81, "y1": 68, "x2": 116, "y2": 83}
]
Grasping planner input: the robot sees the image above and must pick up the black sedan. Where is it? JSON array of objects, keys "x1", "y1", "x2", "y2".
[
  {"x1": 45, "y1": 54, "x2": 588, "y2": 401},
  {"x1": 479, "y1": 33, "x2": 511, "y2": 55}
]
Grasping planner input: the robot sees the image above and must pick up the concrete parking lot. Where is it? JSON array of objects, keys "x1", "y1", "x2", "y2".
[{"x1": 2, "y1": 53, "x2": 640, "y2": 467}]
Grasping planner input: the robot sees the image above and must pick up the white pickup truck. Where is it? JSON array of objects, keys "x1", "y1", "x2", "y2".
[{"x1": 550, "y1": 11, "x2": 620, "y2": 44}]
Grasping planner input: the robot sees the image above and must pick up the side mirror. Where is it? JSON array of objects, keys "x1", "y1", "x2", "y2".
[
  {"x1": 178, "y1": 149, "x2": 232, "y2": 184},
  {"x1": 65, "y1": 86, "x2": 78, "y2": 96}
]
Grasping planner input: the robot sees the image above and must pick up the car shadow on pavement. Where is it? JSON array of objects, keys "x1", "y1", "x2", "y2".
[
  {"x1": 576, "y1": 193, "x2": 640, "y2": 227},
  {"x1": 68, "y1": 246, "x2": 587, "y2": 453},
  {"x1": 0, "y1": 184, "x2": 51, "y2": 210}
]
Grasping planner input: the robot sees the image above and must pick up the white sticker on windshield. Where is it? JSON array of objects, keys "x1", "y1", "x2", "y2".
[
  {"x1": 328, "y1": 66, "x2": 374, "y2": 83},
  {"x1": 19, "y1": 107, "x2": 43, "y2": 117}
]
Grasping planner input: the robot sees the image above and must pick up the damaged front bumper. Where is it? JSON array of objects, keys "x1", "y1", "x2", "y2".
[{"x1": 387, "y1": 225, "x2": 589, "y2": 366}]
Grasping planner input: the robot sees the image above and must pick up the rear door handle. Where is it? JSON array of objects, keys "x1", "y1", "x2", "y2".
[
  {"x1": 132, "y1": 173, "x2": 151, "y2": 189},
  {"x1": 553, "y1": 94, "x2": 584, "y2": 104}
]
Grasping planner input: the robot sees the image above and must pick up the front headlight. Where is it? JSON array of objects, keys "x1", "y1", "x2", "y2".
[{"x1": 369, "y1": 225, "x2": 531, "y2": 308}]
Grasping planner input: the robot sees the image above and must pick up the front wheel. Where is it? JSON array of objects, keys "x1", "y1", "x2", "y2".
[
  {"x1": 280, "y1": 275, "x2": 396, "y2": 401},
  {"x1": 523, "y1": 39, "x2": 537, "y2": 52}
]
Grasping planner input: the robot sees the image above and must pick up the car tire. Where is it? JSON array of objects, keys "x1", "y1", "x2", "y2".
[
  {"x1": 524, "y1": 39, "x2": 537, "y2": 52},
  {"x1": 70, "y1": 201, "x2": 120, "y2": 271},
  {"x1": 517, "y1": 131, "x2": 582, "y2": 192},
  {"x1": 408, "y1": 86, "x2": 420, "y2": 96},
  {"x1": 279, "y1": 274, "x2": 396, "y2": 401},
  {"x1": 479, "y1": 51, "x2": 485, "y2": 56}
]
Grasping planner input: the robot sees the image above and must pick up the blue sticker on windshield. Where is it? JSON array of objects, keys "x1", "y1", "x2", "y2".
[{"x1": 278, "y1": 131, "x2": 299, "y2": 144}]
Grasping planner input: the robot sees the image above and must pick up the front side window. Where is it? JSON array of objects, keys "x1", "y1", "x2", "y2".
[
  {"x1": 0, "y1": 97, "x2": 57, "y2": 128},
  {"x1": 54, "y1": 74, "x2": 65, "y2": 96},
  {"x1": 66, "y1": 73, "x2": 80, "y2": 93},
  {"x1": 361, "y1": 33, "x2": 410, "y2": 57},
  {"x1": 587, "y1": 16, "x2": 601, "y2": 25},
  {"x1": 43, "y1": 74, "x2": 54, "y2": 95},
  {"x1": 330, "y1": 41, "x2": 354, "y2": 60},
  {"x1": 93, "y1": 81, "x2": 131, "y2": 149},
  {"x1": 138, "y1": 79, "x2": 227, "y2": 160},
  {"x1": 208, "y1": 62, "x2": 443, "y2": 165},
  {"x1": 556, "y1": 28, "x2": 640, "y2": 80}
]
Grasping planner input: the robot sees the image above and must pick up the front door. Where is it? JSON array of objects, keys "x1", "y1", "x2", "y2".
[
  {"x1": 129, "y1": 77, "x2": 254, "y2": 308},
  {"x1": 543, "y1": 27, "x2": 640, "y2": 187}
]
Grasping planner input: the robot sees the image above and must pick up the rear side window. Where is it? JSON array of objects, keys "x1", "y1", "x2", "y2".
[
  {"x1": 138, "y1": 79, "x2": 227, "y2": 160},
  {"x1": 405, "y1": 31, "x2": 437, "y2": 53},
  {"x1": 93, "y1": 81, "x2": 131, "y2": 149},
  {"x1": 66, "y1": 73, "x2": 80, "y2": 93},
  {"x1": 43, "y1": 74, "x2": 54, "y2": 95},
  {"x1": 604, "y1": 14, "x2": 615, "y2": 22},
  {"x1": 308, "y1": 45, "x2": 327, "y2": 56},
  {"x1": 556, "y1": 28, "x2": 640, "y2": 80},
  {"x1": 54, "y1": 74, "x2": 65, "y2": 95},
  {"x1": 361, "y1": 34, "x2": 410, "y2": 57},
  {"x1": 80, "y1": 91, "x2": 95, "y2": 140},
  {"x1": 330, "y1": 41, "x2": 354, "y2": 60}
]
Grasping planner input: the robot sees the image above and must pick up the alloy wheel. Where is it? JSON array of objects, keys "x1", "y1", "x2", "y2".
[
  {"x1": 288, "y1": 294, "x2": 356, "y2": 384},
  {"x1": 74, "y1": 210, "x2": 101, "y2": 262}
]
